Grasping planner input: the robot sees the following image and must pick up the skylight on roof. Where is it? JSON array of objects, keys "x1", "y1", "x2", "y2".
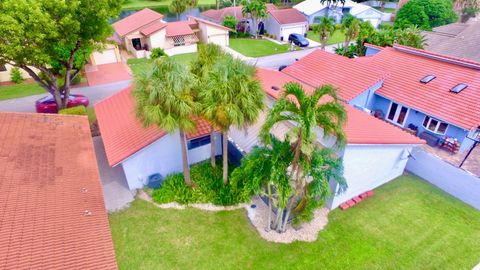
[
  {"x1": 450, "y1": 83, "x2": 468, "y2": 93},
  {"x1": 420, "y1": 75, "x2": 436, "y2": 84}
]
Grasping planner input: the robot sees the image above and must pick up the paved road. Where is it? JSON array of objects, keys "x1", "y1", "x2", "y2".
[
  {"x1": 250, "y1": 48, "x2": 317, "y2": 70},
  {"x1": 0, "y1": 79, "x2": 131, "y2": 112}
]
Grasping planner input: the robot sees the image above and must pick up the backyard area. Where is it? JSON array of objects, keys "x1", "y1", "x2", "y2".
[
  {"x1": 229, "y1": 38, "x2": 298, "y2": 57},
  {"x1": 122, "y1": 0, "x2": 215, "y2": 9},
  {"x1": 306, "y1": 29, "x2": 346, "y2": 45},
  {"x1": 109, "y1": 175, "x2": 480, "y2": 269},
  {"x1": 0, "y1": 82, "x2": 44, "y2": 100},
  {"x1": 127, "y1": 53, "x2": 198, "y2": 76}
]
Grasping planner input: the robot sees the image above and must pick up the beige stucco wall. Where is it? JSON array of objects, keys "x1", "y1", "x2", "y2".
[
  {"x1": 0, "y1": 64, "x2": 35, "y2": 83},
  {"x1": 148, "y1": 29, "x2": 167, "y2": 49},
  {"x1": 198, "y1": 22, "x2": 229, "y2": 47}
]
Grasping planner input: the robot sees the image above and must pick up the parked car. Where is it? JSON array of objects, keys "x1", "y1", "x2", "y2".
[
  {"x1": 288, "y1": 34, "x2": 309, "y2": 47},
  {"x1": 35, "y1": 94, "x2": 89, "y2": 113}
]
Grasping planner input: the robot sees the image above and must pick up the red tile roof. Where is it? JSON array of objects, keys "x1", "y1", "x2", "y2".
[
  {"x1": 0, "y1": 112, "x2": 117, "y2": 270},
  {"x1": 268, "y1": 8, "x2": 307, "y2": 25},
  {"x1": 165, "y1": 21, "x2": 195, "y2": 37},
  {"x1": 282, "y1": 49, "x2": 384, "y2": 102},
  {"x1": 257, "y1": 68, "x2": 424, "y2": 145},
  {"x1": 140, "y1": 20, "x2": 167, "y2": 36},
  {"x1": 95, "y1": 86, "x2": 212, "y2": 166},
  {"x1": 112, "y1": 8, "x2": 163, "y2": 36},
  {"x1": 187, "y1": 16, "x2": 232, "y2": 31},
  {"x1": 201, "y1": 4, "x2": 277, "y2": 23},
  {"x1": 358, "y1": 45, "x2": 480, "y2": 130}
]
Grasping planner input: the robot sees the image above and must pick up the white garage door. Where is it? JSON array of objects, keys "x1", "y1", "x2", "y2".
[
  {"x1": 92, "y1": 48, "x2": 118, "y2": 65},
  {"x1": 209, "y1": 34, "x2": 228, "y2": 47},
  {"x1": 281, "y1": 25, "x2": 305, "y2": 42}
]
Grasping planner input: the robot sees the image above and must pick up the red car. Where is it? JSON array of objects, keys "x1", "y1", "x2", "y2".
[{"x1": 35, "y1": 94, "x2": 89, "y2": 113}]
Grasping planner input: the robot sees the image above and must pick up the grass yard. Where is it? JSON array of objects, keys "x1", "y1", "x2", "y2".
[
  {"x1": 109, "y1": 175, "x2": 480, "y2": 269},
  {"x1": 229, "y1": 38, "x2": 298, "y2": 58},
  {"x1": 307, "y1": 29, "x2": 346, "y2": 45},
  {"x1": 122, "y1": 0, "x2": 215, "y2": 9},
  {"x1": 127, "y1": 53, "x2": 198, "y2": 77},
  {"x1": 374, "y1": 7, "x2": 397, "y2": 13},
  {"x1": 0, "y1": 82, "x2": 45, "y2": 100}
]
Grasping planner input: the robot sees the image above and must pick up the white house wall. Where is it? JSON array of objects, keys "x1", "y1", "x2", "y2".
[
  {"x1": 0, "y1": 64, "x2": 35, "y2": 83},
  {"x1": 165, "y1": 44, "x2": 198, "y2": 56},
  {"x1": 198, "y1": 22, "x2": 229, "y2": 47},
  {"x1": 148, "y1": 29, "x2": 167, "y2": 50},
  {"x1": 121, "y1": 132, "x2": 222, "y2": 190},
  {"x1": 330, "y1": 144, "x2": 413, "y2": 209}
]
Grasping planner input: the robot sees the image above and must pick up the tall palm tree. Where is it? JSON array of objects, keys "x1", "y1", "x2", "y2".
[
  {"x1": 312, "y1": 17, "x2": 336, "y2": 50},
  {"x1": 395, "y1": 26, "x2": 427, "y2": 49},
  {"x1": 242, "y1": 0, "x2": 267, "y2": 38},
  {"x1": 201, "y1": 56, "x2": 265, "y2": 183},
  {"x1": 169, "y1": 0, "x2": 187, "y2": 20},
  {"x1": 134, "y1": 57, "x2": 198, "y2": 186},
  {"x1": 341, "y1": 16, "x2": 360, "y2": 55},
  {"x1": 191, "y1": 43, "x2": 225, "y2": 168},
  {"x1": 260, "y1": 82, "x2": 347, "y2": 231}
]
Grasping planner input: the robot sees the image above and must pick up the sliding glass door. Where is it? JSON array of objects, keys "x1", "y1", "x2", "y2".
[{"x1": 387, "y1": 102, "x2": 409, "y2": 127}]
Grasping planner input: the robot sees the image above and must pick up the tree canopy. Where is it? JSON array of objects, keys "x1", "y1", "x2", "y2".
[
  {"x1": 0, "y1": 0, "x2": 121, "y2": 109},
  {"x1": 394, "y1": 0, "x2": 458, "y2": 30}
]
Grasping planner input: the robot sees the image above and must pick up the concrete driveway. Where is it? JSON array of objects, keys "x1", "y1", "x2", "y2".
[
  {"x1": 0, "y1": 79, "x2": 131, "y2": 112},
  {"x1": 93, "y1": 136, "x2": 134, "y2": 212},
  {"x1": 252, "y1": 48, "x2": 317, "y2": 70}
]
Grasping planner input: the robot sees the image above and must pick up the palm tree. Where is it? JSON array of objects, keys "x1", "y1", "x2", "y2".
[
  {"x1": 341, "y1": 16, "x2": 360, "y2": 55},
  {"x1": 242, "y1": 0, "x2": 267, "y2": 38},
  {"x1": 395, "y1": 26, "x2": 427, "y2": 49},
  {"x1": 169, "y1": 0, "x2": 187, "y2": 20},
  {"x1": 201, "y1": 56, "x2": 265, "y2": 183},
  {"x1": 191, "y1": 43, "x2": 225, "y2": 168},
  {"x1": 134, "y1": 57, "x2": 198, "y2": 186},
  {"x1": 312, "y1": 17, "x2": 336, "y2": 50},
  {"x1": 260, "y1": 82, "x2": 347, "y2": 232}
]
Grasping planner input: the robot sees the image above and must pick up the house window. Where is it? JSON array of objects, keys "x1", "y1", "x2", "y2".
[
  {"x1": 131, "y1": 38, "x2": 142, "y2": 50},
  {"x1": 0, "y1": 64, "x2": 7, "y2": 72},
  {"x1": 187, "y1": 135, "x2": 211, "y2": 150},
  {"x1": 173, "y1": 36, "x2": 186, "y2": 47},
  {"x1": 386, "y1": 102, "x2": 409, "y2": 126},
  {"x1": 423, "y1": 116, "x2": 448, "y2": 135}
]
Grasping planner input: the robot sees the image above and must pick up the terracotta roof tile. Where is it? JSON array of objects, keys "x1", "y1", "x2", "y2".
[
  {"x1": 257, "y1": 68, "x2": 424, "y2": 145},
  {"x1": 112, "y1": 8, "x2": 163, "y2": 36},
  {"x1": 268, "y1": 9, "x2": 307, "y2": 25},
  {"x1": 359, "y1": 45, "x2": 480, "y2": 130},
  {"x1": 95, "y1": 86, "x2": 212, "y2": 166},
  {"x1": 282, "y1": 49, "x2": 384, "y2": 102},
  {"x1": 165, "y1": 21, "x2": 195, "y2": 37},
  {"x1": 0, "y1": 112, "x2": 117, "y2": 270},
  {"x1": 140, "y1": 21, "x2": 167, "y2": 36}
]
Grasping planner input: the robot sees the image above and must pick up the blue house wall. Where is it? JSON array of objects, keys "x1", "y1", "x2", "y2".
[
  {"x1": 349, "y1": 80, "x2": 383, "y2": 109},
  {"x1": 305, "y1": 8, "x2": 329, "y2": 24},
  {"x1": 370, "y1": 94, "x2": 472, "y2": 152}
]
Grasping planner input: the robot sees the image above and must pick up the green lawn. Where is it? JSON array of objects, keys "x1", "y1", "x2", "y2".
[
  {"x1": 0, "y1": 82, "x2": 45, "y2": 100},
  {"x1": 307, "y1": 29, "x2": 346, "y2": 45},
  {"x1": 109, "y1": 175, "x2": 480, "y2": 269},
  {"x1": 127, "y1": 53, "x2": 198, "y2": 77},
  {"x1": 122, "y1": 0, "x2": 215, "y2": 9},
  {"x1": 374, "y1": 7, "x2": 396, "y2": 13},
  {"x1": 229, "y1": 38, "x2": 298, "y2": 58}
]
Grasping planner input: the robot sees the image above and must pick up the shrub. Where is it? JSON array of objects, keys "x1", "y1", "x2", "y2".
[
  {"x1": 151, "y1": 160, "x2": 244, "y2": 206},
  {"x1": 223, "y1": 15, "x2": 238, "y2": 31},
  {"x1": 59, "y1": 105, "x2": 87, "y2": 116},
  {"x1": 395, "y1": 0, "x2": 457, "y2": 30},
  {"x1": 10, "y1": 67, "x2": 24, "y2": 84},
  {"x1": 150, "y1": 48, "x2": 166, "y2": 59}
]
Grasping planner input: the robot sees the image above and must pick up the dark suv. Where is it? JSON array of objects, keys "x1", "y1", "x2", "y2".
[{"x1": 288, "y1": 33, "x2": 309, "y2": 47}]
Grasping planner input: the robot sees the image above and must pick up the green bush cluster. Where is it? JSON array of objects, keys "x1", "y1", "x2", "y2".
[
  {"x1": 230, "y1": 32, "x2": 251, "y2": 39},
  {"x1": 10, "y1": 67, "x2": 24, "y2": 84},
  {"x1": 59, "y1": 105, "x2": 87, "y2": 116},
  {"x1": 150, "y1": 48, "x2": 166, "y2": 59},
  {"x1": 151, "y1": 160, "x2": 244, "y2": 206},
  {"x1": 394, "y1": 0, "x2": 457, "y2": 30}
]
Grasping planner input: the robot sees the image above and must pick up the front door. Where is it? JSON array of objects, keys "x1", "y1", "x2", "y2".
[
  {"x1": 387, "y1": 102, "x2": 409, "y2": 126},
  {"x1": 132, "y1": 38, "x2": 142, "y2": 50}
]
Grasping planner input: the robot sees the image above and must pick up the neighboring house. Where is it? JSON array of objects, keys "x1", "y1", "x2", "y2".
[
  {"x1": 229, "y1": 68, "x2": 424, "y2": 209},
  {"x1": 0, "y1": 63, "x2": 37, "y2": 83},
  {"x1": 265, "y1": 8, "x2": 309, "y2": 41},
  {"x1": 423, "y1": 21, "x2": 480, "y2": 63},
  {"x1": 200, "y1": 4, "x2": 277, "y2": 35},
  {"x1": 285, "y1": 46, "x2": 480, "y2": 153},
  {"x1": 0, "y1": 112, "x2": 117, "y2": 269},
  {"x1": 112, "y1": 8, "x2": 230, "y2": 58},
  {"x1": 294, "y1": 0, "x2": 384, "y2": 27},
  {"x1": 95, "y1": 86, "x2": 222, "y2": 190},
  {"x1": 89, "y1": 43, "x2": 122, "y2": 66}
]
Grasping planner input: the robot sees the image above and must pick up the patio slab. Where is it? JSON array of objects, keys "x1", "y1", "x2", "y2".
[
  {"x1": 421, "y1": 144, "x2": 480, "y2": 176},
  {"x1": 85, "y1": 62, "x2": 132, "y2": 86}
]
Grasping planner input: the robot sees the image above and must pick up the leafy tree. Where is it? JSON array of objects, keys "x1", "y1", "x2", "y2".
[
  {"x1": 134, "y1": 57, "x2": 198, "y2": 186},
  {"x1": 0, "y1": 0, "x2": 121, "y2": 110},
  {"x1": 341, "y1": 15, "x2": 360, "y2": 55},
  {"x1": 356, "y1": 20, "x2": 376, "y2": 55},
  {"x1": 223, "y1": 15, "x2": 238, "y2": 31},
  {"x1": 395, "y1": 26, "x2": 427, "y2": 49},
  {"x1": 191, "y1": 43, "x2": 226, "y2": 168},
  {"x1": 312, "y1": 17, "x2": 336, "y2": 50},
  {"x1": 242, "y1": 0, "x2": 268, "y2": 38},
  {"x1": 260, "y1": 83, "x2": 347, "y2": 232},
  {"x1": 170, "y1": 0, "x2": 188, "y2": 20},
  {"x1": 201, "y1": 56, "x2": 265, "y2": 183},
  {"x1": 395, "y1": 0, "x2": 457, "y2": 30}
]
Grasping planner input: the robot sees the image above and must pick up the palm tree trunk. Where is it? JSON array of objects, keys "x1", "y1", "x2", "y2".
[
  {"x1": 210, "y1": 126, "x2": 216, "y2": 168},
  {"x1": 222, "y1": 131, "x2": 229, "y2": 184},
  {"x1": 321, "y1": 36, "x2": 326, "y2": 50},
  {"x1": 274, "y1": 207, "x2": 284, "y2": 232},
  {"x1": 380, "y1": 0, "x2": 386, "y2": 12},
  {"x1": 216, "y1": 0, "x2": 219, "y2": 9},
  {"x1": 179, "y1": 131, "x2": 192, "y2": 186},
  {"x1": 343, "y1": 37, "x2": 350, "y2": 55},
  {"x1": 265, "y1": 183, "x2": 272, "y2": 232}
]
